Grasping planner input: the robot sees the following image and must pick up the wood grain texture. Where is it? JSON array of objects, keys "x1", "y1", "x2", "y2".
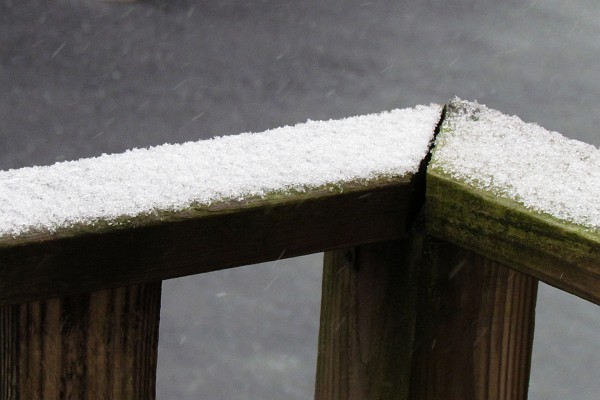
[
  {"x1": 0, "y1": 178, "x2": 415, "y2": 306},
  {"x1": 0, "y1": 282, "x2": 161, "y2": 400},
  {"x1": 0, "y1": 306, "x2": 18, "y2": 400},
  {"x1": 315, "y1": 239, "x2": 422, "y2": 400},
  {"x1": 410, "y1": 239, "x2": 538, "y2": 400},
  {"x1": 427, "y1": 170, "x2": 600, "y2": 305}
]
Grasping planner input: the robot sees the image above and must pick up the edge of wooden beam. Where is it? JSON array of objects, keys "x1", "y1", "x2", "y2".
[
  {"x1": 427, "y1": 168, "x2": 600, "y2": 305},
  {"x1": 0, "y1": 176, "x2": 417, "y2": 305}
]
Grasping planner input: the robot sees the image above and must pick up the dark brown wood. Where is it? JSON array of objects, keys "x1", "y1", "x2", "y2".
[
  {"x1": 410, "y1": 239, "x2": 538, "y2": 400},
  {"x1": 0, "y1": 178, "x2": 415, "y2": 306},
  {"x1": 315, "y1": 239, "x2": 422, "y2": 400},
  {"x1": 0, "y1": 282, "x2": 161, "y2": 400},
  {"x1": 0, "y1": 306, "x2": 18, "y2": 400}
]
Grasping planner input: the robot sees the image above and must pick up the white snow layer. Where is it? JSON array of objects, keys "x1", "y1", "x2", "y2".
[
  {"x1": 0, "y1": 105, "x2": 441, "y2": 236},
  {"x1": 434, "y1": 99, "x2": 600, "y2": 232}
]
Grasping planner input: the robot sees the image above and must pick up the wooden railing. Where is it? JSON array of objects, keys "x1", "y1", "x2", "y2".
[{"x1": 1, "y1": 100, "x2": 598, "y2": 399}]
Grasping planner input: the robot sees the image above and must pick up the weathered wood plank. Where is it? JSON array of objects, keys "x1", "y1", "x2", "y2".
[
  {"x1": 428, "y1": 100, "x2": 600, "y2": 305},
  {"x1": 0, "y1": 178, "x2": 416, "y2": 305},
  {"x1": 0, "y1": 282, "x2": 161, "y2": 400},
  {"x1": 315, "y1": 239, "x2": 421, "y2": 400},
  {"x1": 410, "y1": 239, "x2": 538, "y2": 400},
  {"x1": 427, "y1": 170, "x2": 600, "y2": 305}
]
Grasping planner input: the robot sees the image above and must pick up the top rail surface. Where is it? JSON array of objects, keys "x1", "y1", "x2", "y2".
[{"x1": 0, "y1": 105, "x2": 441, "y2": 305}]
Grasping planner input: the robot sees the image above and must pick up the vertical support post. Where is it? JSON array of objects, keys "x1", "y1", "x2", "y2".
[
  {"x1": 0, "y1": 282, "x2": 162, "y2": 400},
  {"x1": 315, "y1": 240, "x2": 421, "y2": 400},
  {"x1": 410, "y1": 239, "x2": 538, "y2": 400}
]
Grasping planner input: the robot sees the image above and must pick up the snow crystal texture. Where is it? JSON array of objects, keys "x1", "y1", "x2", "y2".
[
  {"x1": 433, "y1": 99, "x2": 600, "y2": 232},
  {"x1": 0, "y1": 105, "x2": 441, "y2": 236}
]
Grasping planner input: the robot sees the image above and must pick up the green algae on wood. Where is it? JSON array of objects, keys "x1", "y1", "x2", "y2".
[{"x1": 427, "y1": 100, "x2": 600, "y2": 305}]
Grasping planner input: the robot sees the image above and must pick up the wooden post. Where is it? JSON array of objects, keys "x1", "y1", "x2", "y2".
[
  {"x1": 315, "y1": 236, "x2": 538, "y2": 400},
  {"x1": 315, "y1": 239, "x2": 421, "y2": 400},
  {"x1": 410, "y1": 239, "x2": 538, "y2": 400},
  {"x1": 0, "y1": 282, "x2": 162, "y2": 400}
]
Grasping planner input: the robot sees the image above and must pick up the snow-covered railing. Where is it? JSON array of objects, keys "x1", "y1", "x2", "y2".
[
  {"x1": 316, "y1": 101, "x2": 599, "y2": 400},
  {"x1": 0, "y1": 100, "x2": 598, "y2": 400},
  {"x1": 429, "y1": 101, "x2": 600, "y2": 304},
  {"x1": 409, "y1": 100, "x2": 599, "y2": 400}
]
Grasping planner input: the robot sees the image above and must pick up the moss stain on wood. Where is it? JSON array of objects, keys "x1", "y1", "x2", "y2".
[{"x1": 427, "y1": 168, "x2": 600, "y2": 305}]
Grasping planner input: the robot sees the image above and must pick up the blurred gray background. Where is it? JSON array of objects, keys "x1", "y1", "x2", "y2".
[{"x1": 1, "y1": 0, "x2": 599, "y2": 398}]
